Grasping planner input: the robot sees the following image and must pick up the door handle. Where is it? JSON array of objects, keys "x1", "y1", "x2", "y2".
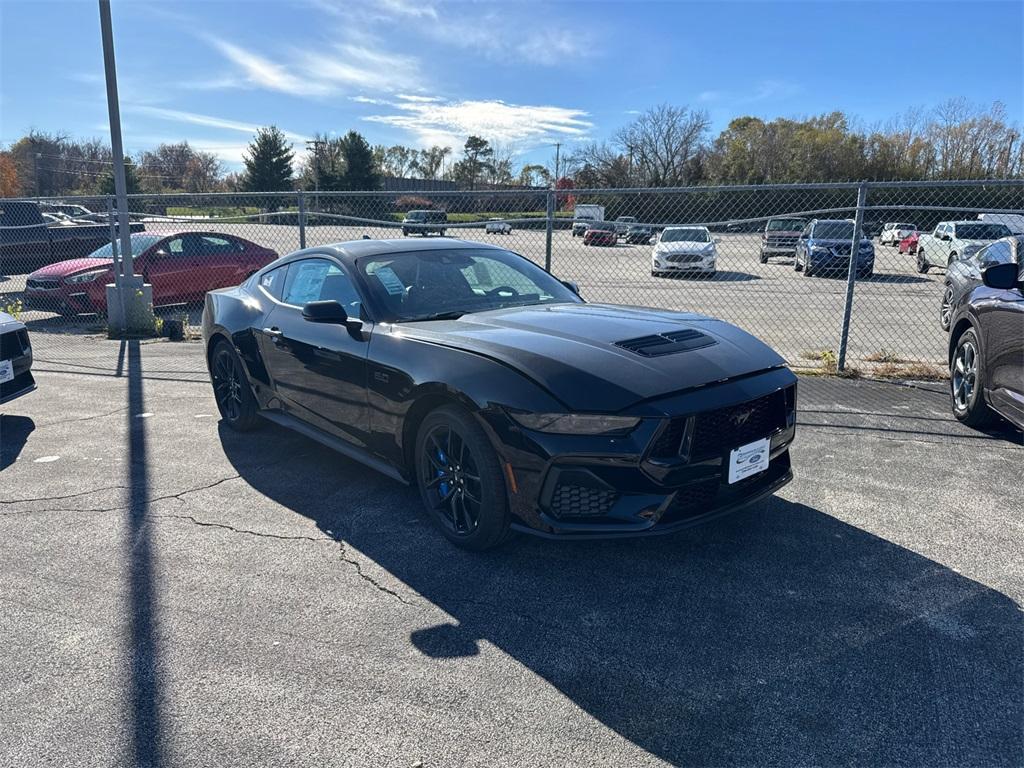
[{"x1": 262, "y1": 326, "x2": 283, "y2": 343}]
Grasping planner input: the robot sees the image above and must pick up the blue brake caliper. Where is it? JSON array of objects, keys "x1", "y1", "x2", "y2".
[{"x1": 436, "y1": 448, "x2": 448, "y2": 498}]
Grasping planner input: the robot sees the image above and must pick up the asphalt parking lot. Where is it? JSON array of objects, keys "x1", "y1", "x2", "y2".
[
  {"x1": 2, "y1": 341, "x2": 1021, "y2": 767},
  {"x1": 3, "y1": 221, "x2": 950, "y2": 374}
]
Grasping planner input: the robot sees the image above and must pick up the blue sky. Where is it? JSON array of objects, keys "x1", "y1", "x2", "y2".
[{"x1": 1, "y1": 0, "x2": 1021, "y2": 171}]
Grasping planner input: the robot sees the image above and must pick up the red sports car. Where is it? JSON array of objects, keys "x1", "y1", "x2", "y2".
[
  {"x1": 23, "y1": 231, "x2": 277, "y2": 316},
  {"x1": 898, "y1": 232, "x2": 920, "y2": 254},
  {"x1": 583, "y1": 222, "x2": 618, "y2": 246}
]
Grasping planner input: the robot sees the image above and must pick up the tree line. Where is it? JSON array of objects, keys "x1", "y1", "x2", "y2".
[{"x1": 1, "y1": 97, "x2": 1020, "y2": 199}]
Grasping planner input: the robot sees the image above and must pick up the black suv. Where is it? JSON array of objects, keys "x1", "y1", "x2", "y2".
[
  {"x1": 947, "y1": 235, "x2": 1024, "y2": 430},
  {"x1": 402, "y1": 210, "x2": 448, "y2": 237}
]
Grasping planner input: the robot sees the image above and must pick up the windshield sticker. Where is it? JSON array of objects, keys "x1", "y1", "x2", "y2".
[{"x1": 375, "y1": 266, "x2": 406, "y2": 295}]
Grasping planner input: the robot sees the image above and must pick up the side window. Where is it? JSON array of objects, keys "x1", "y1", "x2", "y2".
[
  {"x1": 198, "y1": 235, "x2": 243, "y2": 254},
  {"x1": 259, "y1": 266, "x2": 288, "y2": 300},
  {"x1": 979, "y1": 240, "x2": 1013, "y2": 267},
  {"x1": 282, "y1": 258, "x2": 362, "y2": 315},
  {"x1": 165, "y1": 237, "x2": 185, "y2": 255}
]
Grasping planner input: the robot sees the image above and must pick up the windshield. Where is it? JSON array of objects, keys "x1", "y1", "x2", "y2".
[
  {"x1": 893, "y1": 223, "x2": 915, "y2": 230},
  {"x1": 767, "y1": 219, "x2": 805, "y2": 231},
  {"x1": 406, "y1": 211, "x2": 428, "y2": 221},
  {"x1": 956, "y1": 223, "x2": 1012, "y2": 240},
  {"x1": 589, "y1": 222, "x2": 616, "y2": 231},
  {"x1": 661, "y1": 228, "x2": 709, "y2": 243},
  {"x1": 812, "y1": 221, "x2": 857, "y2": 240},
  {"x1": 357, "y1": 247, "x2": 582, "y2": 322},
  {"x1": 88, "y1": 235, "x2": 164, "y2": 259}
]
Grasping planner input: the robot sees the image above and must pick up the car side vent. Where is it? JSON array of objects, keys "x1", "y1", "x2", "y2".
[{"x1": 615, "y1": 328, "x2": 716, "y2": 357}]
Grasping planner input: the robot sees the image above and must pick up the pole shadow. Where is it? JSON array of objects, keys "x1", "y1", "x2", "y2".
[
  {"x1": 125, "y1": 339, "x2": 163, "y2": 767},
  {"x1": 218, "y1": 421, "x2": 1023, "y2": 766}
]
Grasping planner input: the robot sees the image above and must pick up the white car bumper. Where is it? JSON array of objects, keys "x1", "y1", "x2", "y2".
[{"x1": 653, "y1": 252, "x2": 716, "y2": 272}]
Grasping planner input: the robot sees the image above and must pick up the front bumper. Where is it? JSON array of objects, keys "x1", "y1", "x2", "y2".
[
  {"x1": 653, "y1": 253, "x2": 716, "y2": 271},
  {"x1": 761, "y1": 244, "x2": 797, "y2": 255},
  {"x1": 1, "y1": 330, "x2": 35, "y2": 405},
  {"x1": 22, "y1": 286, "x2": 102, "y2": 315},
  {"x1": 482, "y1": 367, "x2": 797, "y2": 538}
]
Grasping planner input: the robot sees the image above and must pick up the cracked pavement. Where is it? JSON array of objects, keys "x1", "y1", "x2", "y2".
[{"x1": 1, "y1": 343, "x2": 1022, "y2": 767}]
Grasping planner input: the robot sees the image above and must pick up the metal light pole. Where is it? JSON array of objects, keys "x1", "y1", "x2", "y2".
[{"x1": 98, "y1": 0, "x2": 152, "y2": 333}]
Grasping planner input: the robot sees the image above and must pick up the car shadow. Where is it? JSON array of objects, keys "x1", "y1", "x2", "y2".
[
  {"x1": 218, "y1": 421, "x2": 1022, "y2": 766},
  {"x1": 656, "y1": 271, "x2": 761, "y2": 282},
  {"x1": 0, "y1": 414, "x2": 34, "y2": 470}
]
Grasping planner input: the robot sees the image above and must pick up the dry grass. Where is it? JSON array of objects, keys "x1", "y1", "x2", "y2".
[
  {"x1": 872, "y1": 362, "x2": 948, "y2": 381},
  {"x1": 865, "y1": 349, "x2": 907, "y2": 363}
]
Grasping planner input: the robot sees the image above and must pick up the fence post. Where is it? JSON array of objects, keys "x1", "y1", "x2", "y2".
[
  {"x1": 544, "y1": 189, "x2": 555, "y2": 272},
  {"x1": 297, "y1": 190, "x2": 306, "y2": 250},
  {"x1": 838, "y1": 182, "x2": 868, "y2": 371}
]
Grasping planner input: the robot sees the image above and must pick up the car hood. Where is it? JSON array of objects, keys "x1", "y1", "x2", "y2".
[
  {"x1": 398, "y1": 303, "x2": 786, "y2": 412},
  {"x1": 0, "y1": 311, "x2": 25, "y2": 334},
  {"x1": 28, "y1": 257, "x2": 114, "y2": 279}
]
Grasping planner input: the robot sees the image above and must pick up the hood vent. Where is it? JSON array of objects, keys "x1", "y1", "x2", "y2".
[{"x1": 616, "y1": 328, "x2": 716, "y2": 357}]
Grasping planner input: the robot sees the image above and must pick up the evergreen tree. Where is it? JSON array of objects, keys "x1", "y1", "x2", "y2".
[
  {"x1": 338, "y1": 131, "x2": 379, "y2": 190},
  {"x1": 242, "y1": 126, "x2": 294, "y2": 191},
  {"x1": 97, "y1": 157, "x2": 140, "y2": 195}
]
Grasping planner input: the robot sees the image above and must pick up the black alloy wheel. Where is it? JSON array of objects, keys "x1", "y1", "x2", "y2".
[
  {"x1": 415, "y1": 405, "x2": 510, "y2": 550},
  {"x1": 950, "y1": 329, "x2": 997, "y2": 428},
  {"x1": 211, "y1": 340, "x2": 260, "y2": 431},
  {"x1": 939, "y1": 285, "x2": 954, "y2": 331}
]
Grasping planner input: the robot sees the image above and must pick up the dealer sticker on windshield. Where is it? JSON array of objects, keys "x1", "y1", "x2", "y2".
[
  {"x1": 374, "y1": 266, "x2": 406, "y2": 296},
  {"x1": 0, "y1": 359, "x2": 13, "y2": 384},
  {"x1": 727, "y1": 437, "x2": 770, "y2": 484}
]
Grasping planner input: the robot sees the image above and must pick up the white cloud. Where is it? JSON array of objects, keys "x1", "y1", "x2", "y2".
[
  {"x1": 365, "y1": 97, "x2": 592, "y2": 150},
  {"x1": 126, "y1": 106, "x2": 308, "y2": 143},
  {"x1": 202, "y1": 34, "x2": 422, "y2": 97}
]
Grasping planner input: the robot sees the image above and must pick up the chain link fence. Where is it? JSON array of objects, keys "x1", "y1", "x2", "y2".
[{"x1": 2, "y1": 180, "x2": 1021, "y2": 386}]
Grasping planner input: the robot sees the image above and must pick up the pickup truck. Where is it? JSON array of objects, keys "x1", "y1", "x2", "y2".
[
  {"x1": 0, "y1": 200, "x2": 143, "y2": 275},
  {"x1": 915, "y1": 220, "x2": 1013, "y2": 273}
]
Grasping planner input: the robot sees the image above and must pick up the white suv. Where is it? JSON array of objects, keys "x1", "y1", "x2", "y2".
[{"x1": 879, "y1": 222, "x2": 916, "y2": 246}]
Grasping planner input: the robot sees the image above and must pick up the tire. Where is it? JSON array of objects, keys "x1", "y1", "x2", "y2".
[
  {"x1": 759, "y1": 251, "x2": 769, "y2": 264},
  {"x1": 948, "y1": 252, "x2": 957, "y2": 267},
  {"x1": 939, "y1": 284, "x2": 954, "y2": 331},
  {"x1": 858, "y1": 267, "x2": 873, "y2": 280},
  {"x1": 209, "y1": 339, "x2": 261, "y2": 432},
  {"x1": 803, "y1": 260, "x2": 814, "y2": 277},
  {"x1": 917, "y1": 251, "x2": 929, "y2": 274},
  {"x1": 652, "y1": 270, "x2": 663, "y2": 278},
  {"x1": 950, "y1": 329, "x2": 998, "y2": 428},
  {"x1": 794, "y1": 254, "x2": 803, "y2": 272},
  {"x1": 415, "y1": 405, "x2": 511, "y2": 550},
  {"x1": 440, "y1": 229, "x2": 446, "y2": 237}
]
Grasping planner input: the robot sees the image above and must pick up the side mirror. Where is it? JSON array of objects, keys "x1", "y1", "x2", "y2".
[
  {"x1": 561, "y1": 280, "x2": 581, "y2": 295},
  {"x1": 982, "y1": 262, "x2": 1021, "y2": 290},
  {"x1": 302, "y1": 300, "x2": 350, "y2": 324}
]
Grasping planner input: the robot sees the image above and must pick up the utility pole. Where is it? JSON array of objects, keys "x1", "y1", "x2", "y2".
[
  {"x1": 553, "y1": 142, "x2": 561, "y2": 186},
  {"x1": 99, "y1": 0, "x2": 152, "y2": 333},
  {"x1": 34, "y1": 153, "x2": 41, "y2": 197},
  {"x1": 305, "y1": 139, "x2": 325, "y2": 211}
]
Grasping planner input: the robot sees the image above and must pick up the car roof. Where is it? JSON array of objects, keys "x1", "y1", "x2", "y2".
[
  {"x1": 284, "y1": 237, "x2": 511, "y2": 263},
  {"x1": 663, "y1": 225, "x2": 709, "y2": 230}
]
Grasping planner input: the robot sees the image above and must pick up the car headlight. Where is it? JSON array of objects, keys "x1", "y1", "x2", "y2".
[
  {"x1": 810, "y1": 246, "x2": 831, "y2": 255},
  {"x1": 507, "y1": 411, "x2": 641, "y2": 436},
  {"x1": 64, "y1": 269, "x2": 108, "y2": 284}
]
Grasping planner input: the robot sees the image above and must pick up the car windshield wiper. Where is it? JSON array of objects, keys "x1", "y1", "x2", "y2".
[{"x1": 402, "y1": 310, "x2": 466, "y2": 322}]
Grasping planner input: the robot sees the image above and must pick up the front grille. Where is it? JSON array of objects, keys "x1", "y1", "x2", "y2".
[
  {"x1": 767, "y1": 235, "x2": 798, "y2": 247},
  {"x1": 26, "y1": 278, "x2": 59, "y2": 290},
  {"x1": 617, "y1": 328, "x2": 716, "y2": 358},
  {"x1": 1, "y1": 329, "x2": 29, "y2": 360},
  {"x1": 666, "y1": 253, "x2": 704, "y2": 263},
  {"x1": 690, "y1": 390, "x2": 788, "y2": 460},
  {"x1": 830, "y1": 244, "x2": 852, "y2": 256},
  {"x1": 659, "y1": 478, "x2": 720, "y2": 524},
  {"x1": 549, "y1": 483, "x2": 618, "y2": 518}
]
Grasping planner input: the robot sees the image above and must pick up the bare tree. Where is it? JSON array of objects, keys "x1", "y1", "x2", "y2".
[{"x1": 614, "y1": 104, "x2": 711, "y2": 186}]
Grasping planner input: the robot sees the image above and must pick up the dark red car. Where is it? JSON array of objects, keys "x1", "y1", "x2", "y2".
[
  {"x1": 23, "y1": 231, "x2": 277, "y2": 315},
  {"x1": 583, "y1": 222, "x2": 618, "y2": 246},
  {"x1": 898, "y1": 232, "x2": 920, "y2": 255}
]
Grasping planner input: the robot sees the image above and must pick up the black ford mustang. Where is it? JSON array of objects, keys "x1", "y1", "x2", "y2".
[{"x1": 203, "y1": 239, "x2": 797, "y2": 549}]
